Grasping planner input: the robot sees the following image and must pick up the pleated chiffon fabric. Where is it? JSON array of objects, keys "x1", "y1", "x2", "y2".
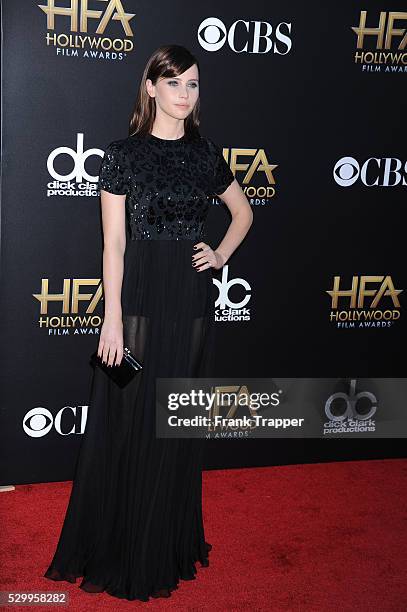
[{"x1": 43, "y1": 131, "x2": 234, "y2": 601}]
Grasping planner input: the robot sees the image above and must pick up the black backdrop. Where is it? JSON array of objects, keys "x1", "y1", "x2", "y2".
[{"x1": 1, "y1": 1, "x2": 406, "y2": 485}]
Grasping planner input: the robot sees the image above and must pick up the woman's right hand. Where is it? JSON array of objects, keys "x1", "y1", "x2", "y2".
[{"x1": 97, "y1": 315, "x2": 123, "y2": 367}]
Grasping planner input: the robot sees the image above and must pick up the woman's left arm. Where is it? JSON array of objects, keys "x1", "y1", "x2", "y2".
[{"x1": 192, "y1": 179, "x2": 253, "y2": 271}]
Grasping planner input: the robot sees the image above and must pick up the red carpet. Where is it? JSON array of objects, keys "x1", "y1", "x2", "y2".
[{"x1": 1, "y1": 459, "x2": 407, "y2": 611}]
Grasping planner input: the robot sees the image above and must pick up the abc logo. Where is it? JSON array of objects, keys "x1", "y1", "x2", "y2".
[
  {"x1": 47, "y1": 133, "x2": 103, "y2": 182},
  {"x1": 197, "y1": 17, "x2": 292, "y2": 54},
  {"x1": 213, "y1": 265, "x2": 251, "y2": 309},
  {"x1": 23, "y1": 406, "x2": 88, "y2": 437},
  {"x1": 333, "y1": 156, "x2": 407, "y2": 187},
  {"x1": 325, "y1": 379, "x2": 377, "y2": 421}
]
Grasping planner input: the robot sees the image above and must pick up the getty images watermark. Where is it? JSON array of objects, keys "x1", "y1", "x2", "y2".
[{"x1": 155, "y1": 378, "x2": 407, "y2": 438}]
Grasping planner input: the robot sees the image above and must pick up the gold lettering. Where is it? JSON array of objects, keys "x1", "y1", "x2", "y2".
[
  {"x1": 351, "y1": 11, "x2": 386, "y2": 49},
  {"x1": 38, "y1": 0, "x2": 135, "y2": 35},
  {"x1": 327, "y1": 275, "x2": 403, "y2": 309},
  {"x1": 385, "y1": 12, "x2": 407, "y2": 50},
  {"x1": 33, "y1": 279, "x2": 102, "y2": 314}
]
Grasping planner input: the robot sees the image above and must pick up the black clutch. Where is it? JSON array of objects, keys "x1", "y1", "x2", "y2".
[{"x1": 90, "y1": 347, "x2": 143, "y2": 388}]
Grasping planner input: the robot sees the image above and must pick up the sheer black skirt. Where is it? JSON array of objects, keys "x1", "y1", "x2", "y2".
[{"x1": 44, "y1": 239, "x2": 216, "y2": 602}]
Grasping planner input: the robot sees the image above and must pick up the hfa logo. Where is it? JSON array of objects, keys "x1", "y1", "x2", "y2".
[
  {"x1": 323, "y1": 379, "x2": 376, "y2": 435},
  {"x1": 326, "y1": 275, "x2": 402, "y2": 329},
  {"x1": 213, "y1": 265, "x2": 251, "y2": 322},
  {"x1": 33, "y1": 278, "x2": 104, "y2": 334},
  {"x1": 38, "y1": 0, "x2": 135, "y2": 59},
  {"x1": 351, "y1": 11, "x2": 407, "y2": 73},
  {"x1": 214, "y1": 146, "x2": 278, "y2": 204},
  {"x1": 46, "y1": 133, "x2": 103, "y2": 197}
]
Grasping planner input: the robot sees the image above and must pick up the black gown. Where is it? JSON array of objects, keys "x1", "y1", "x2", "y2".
[{"x1": 43, "y1": 130, "x2": 235, "y2": 601}]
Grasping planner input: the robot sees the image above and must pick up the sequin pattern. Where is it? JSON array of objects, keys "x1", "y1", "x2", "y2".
[{"x1": 97, "y1": 133, "x2": 235, "y2": 241}]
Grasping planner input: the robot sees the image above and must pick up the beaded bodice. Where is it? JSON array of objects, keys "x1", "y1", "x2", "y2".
[{"x1": 97, "y1": 132, "x2": 234, "y2": 241}]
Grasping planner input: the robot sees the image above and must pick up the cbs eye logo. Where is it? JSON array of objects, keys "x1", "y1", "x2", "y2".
[
  {"x1": 333, "y1": 157, "x2": 360, "y2": 187},
  {"x1": 23, "y1": 406, "x2": 88, "y2": 437},
  {"x1": 198, "y1": 18, "x2": 227, "y2": 51}
]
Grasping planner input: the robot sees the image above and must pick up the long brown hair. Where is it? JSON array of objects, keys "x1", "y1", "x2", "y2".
[{"x1": 129, "y1": 45, "x2": 201, "y2": 141}]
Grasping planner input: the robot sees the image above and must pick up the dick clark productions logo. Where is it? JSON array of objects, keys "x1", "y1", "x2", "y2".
[
  {"x1": 214, "y1": 265, "x2": 252, "y2": 322},
  {"x1": 47, "y1": 133, "x2": 103, "y2": 197}
]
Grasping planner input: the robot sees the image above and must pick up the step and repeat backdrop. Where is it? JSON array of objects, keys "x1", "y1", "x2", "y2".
[{"x1": 1, "y1": 1, "x2": 406, "y2": 484}]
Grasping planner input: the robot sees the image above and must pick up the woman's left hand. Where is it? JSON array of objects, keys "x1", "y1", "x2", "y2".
[{"x1": 192, "y1": 242, "x2": 225, "y2": 271}]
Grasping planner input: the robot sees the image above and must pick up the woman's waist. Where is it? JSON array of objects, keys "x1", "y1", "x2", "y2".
[
  {"x1": 124, "y1": 235, "x2": 211, "y2": 260},
  {"x1": 127, "y1": 216, "x2": 208, "y2": 242},
  {"x1": 123, "y1": 236, "x2": 214, "y2": 284}
]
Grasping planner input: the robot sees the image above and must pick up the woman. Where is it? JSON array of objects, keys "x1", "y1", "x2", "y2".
[{"x1": 44, "y1": 44, "x2": 253, "y2": 602}]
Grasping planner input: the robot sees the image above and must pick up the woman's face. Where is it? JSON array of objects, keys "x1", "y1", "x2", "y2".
[{"x1": 147, "y1": 63, "x2": 199, "y2": 120}]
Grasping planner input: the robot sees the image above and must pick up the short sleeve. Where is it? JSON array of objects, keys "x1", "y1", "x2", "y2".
[
  {"x1": 206, "y1": 137, "x2": 235, "y2": 196},
  {"x1": 98, "y1": 140, "x2": 130, "y2": 195}
]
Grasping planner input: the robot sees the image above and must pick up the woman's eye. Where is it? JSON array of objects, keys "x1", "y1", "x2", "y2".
[{"x1": 167, "y1": 81, "x2": 198, "y2": 88}]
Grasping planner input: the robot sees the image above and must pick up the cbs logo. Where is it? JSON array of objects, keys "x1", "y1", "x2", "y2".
[
  {"x1": 198, "y1": 17, "x2": 292, "y2": 54},
  {"x1": 23, "y1": 406, "x2": 88, "y2": 437},
  {"x1": 333, "y1": 156, "x2": 407, "y2": 187}
]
